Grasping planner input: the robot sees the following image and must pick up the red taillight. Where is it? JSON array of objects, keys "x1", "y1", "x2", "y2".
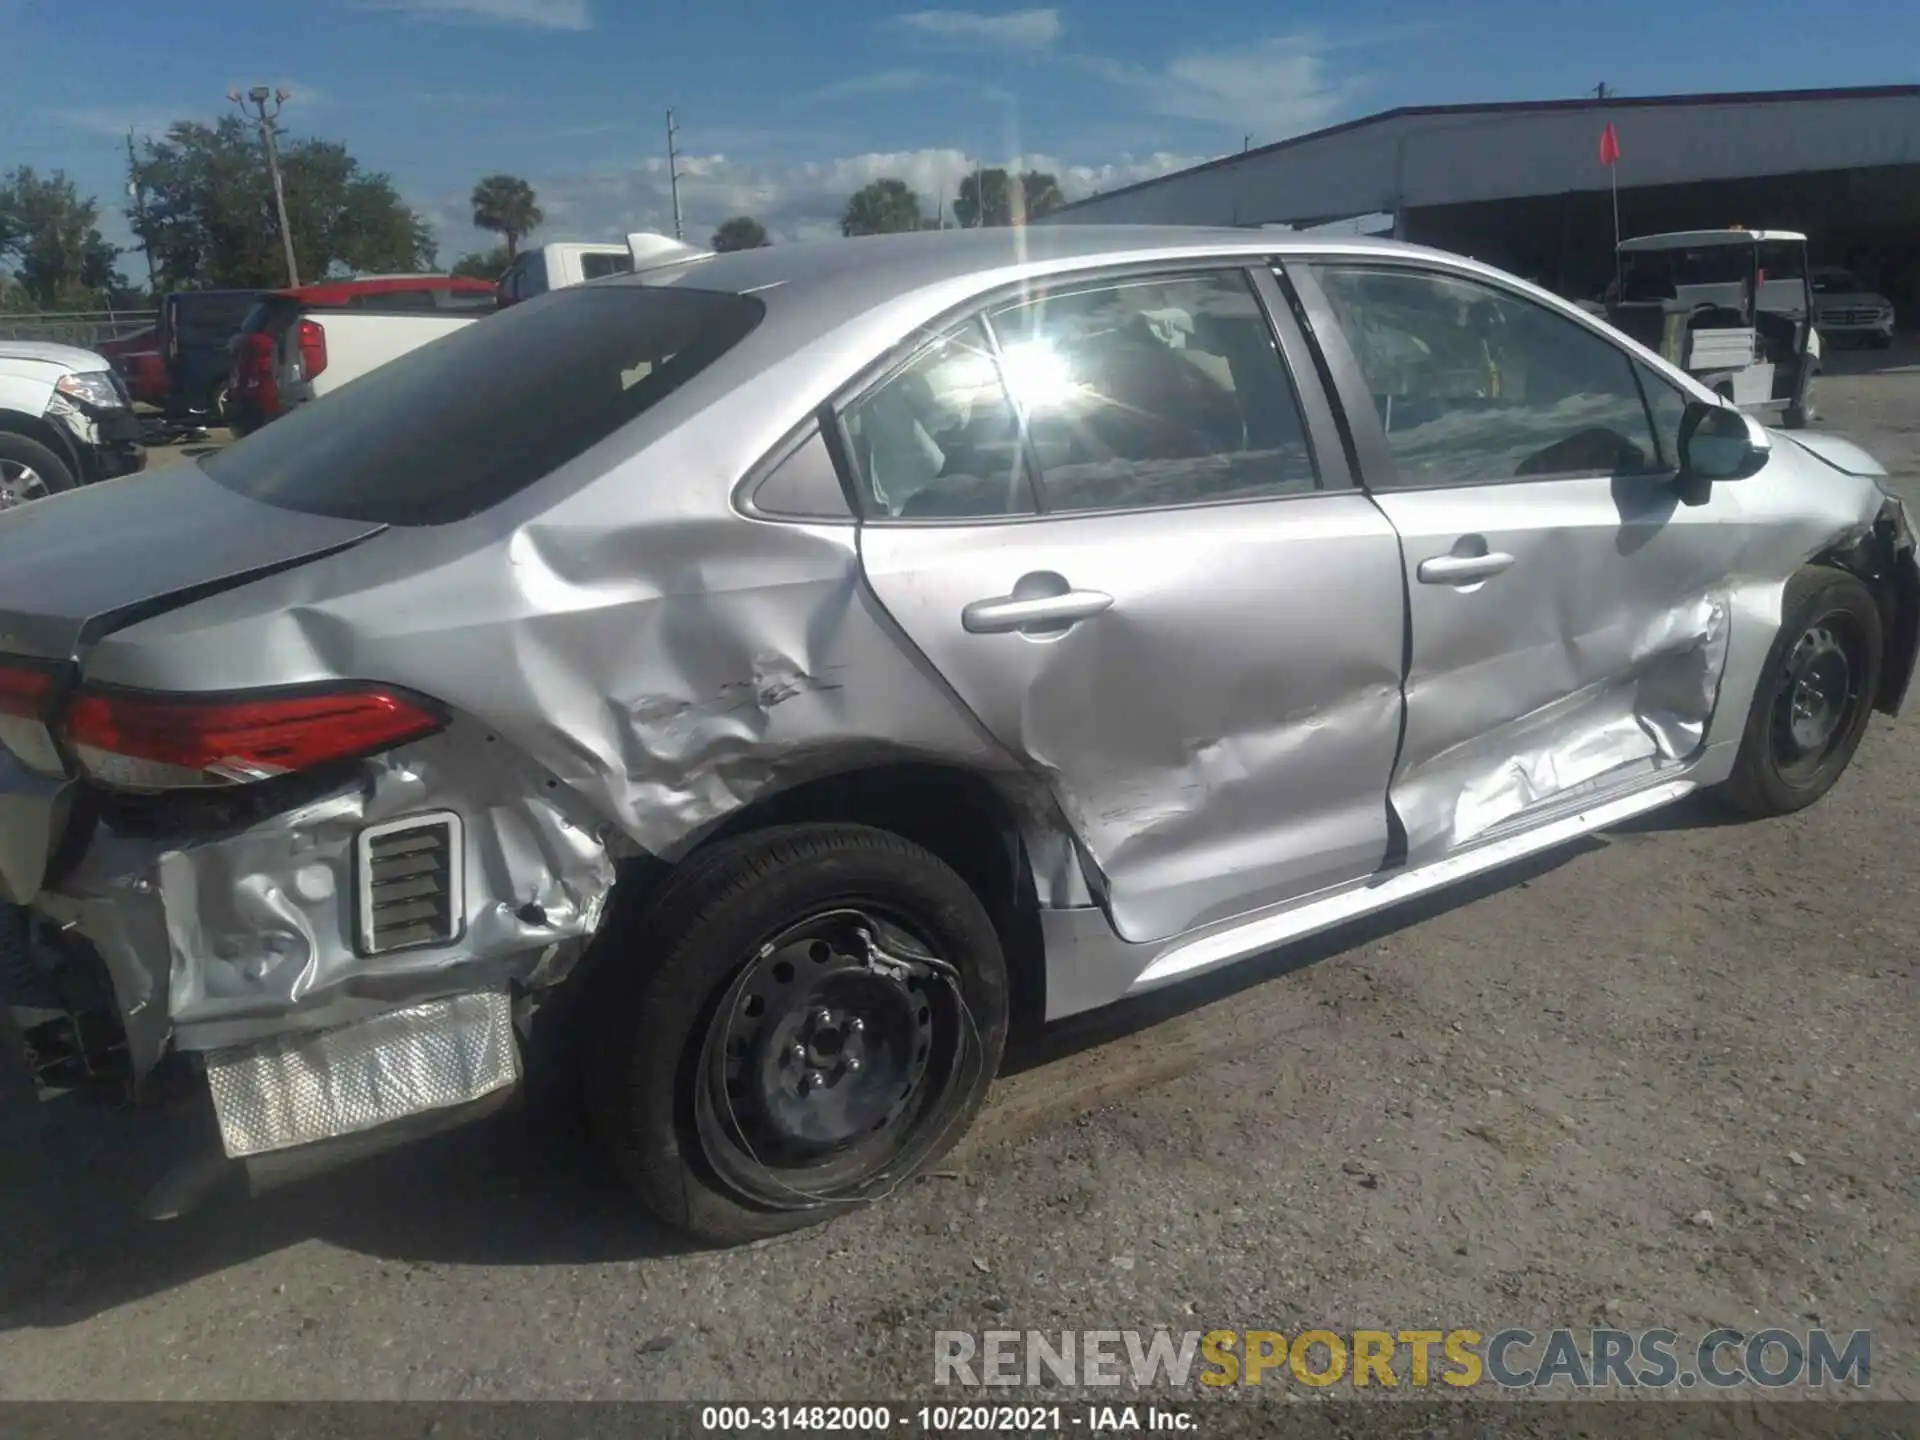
[
  {"x1": 0, "y1": 661, "x2": 65, "y2": 776},
  {"x1": 63, "y1": 686, "x2": 445, "y2": 790},
  {"x1": 296, "y1": 318, "x2": 327, "y2": 381},
  {"x1": 234, "y1": 332, "x2": 280, "y2": 413},
  {"x1": 0, "y1": 664, "x2": 52, "y2": 720}
]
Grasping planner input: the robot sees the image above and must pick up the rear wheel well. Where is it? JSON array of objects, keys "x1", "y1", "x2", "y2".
[
  {"x1": 691, "y1": 766, "x2": 1047, "y2": 1036},
  {"x1": 569, "y1": 766, "x2": 1047, "y2": 1051}
]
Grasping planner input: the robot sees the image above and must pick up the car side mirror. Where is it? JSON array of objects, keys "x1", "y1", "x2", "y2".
[{"x1": 1675, "y1": 400, "x2": 1769, "y2": 505}]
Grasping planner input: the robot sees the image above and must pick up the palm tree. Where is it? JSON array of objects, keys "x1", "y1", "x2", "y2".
[
  {"x1": 711, "y1": 215, "x2": 771, "y2": 251},
  {"x1": 840, "y1": 179, "x2": 925, "y2": 237},
  {"x1": 470, "y1": 174, "x2": 544, "y2": 259}
]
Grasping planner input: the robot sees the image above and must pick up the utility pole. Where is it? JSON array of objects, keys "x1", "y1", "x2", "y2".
[
  {"x1": 665, "y1": 108, "x2": 684, "y2": 241},
  {"x1": 1594, "y1": 82, "x2": 1613, "y2": 100},
  {"x1": 124, "y1": 129, "x2": 158, "y2": 295},
  {"x1": 230, "y1": 85, "x2": 299, "y2": 287}
]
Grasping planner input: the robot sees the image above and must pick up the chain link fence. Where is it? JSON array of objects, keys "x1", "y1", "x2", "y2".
[{"x1": 0, "y1": 311, "x2": 160, "y2": 350}]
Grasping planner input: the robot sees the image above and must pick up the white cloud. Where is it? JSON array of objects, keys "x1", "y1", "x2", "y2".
[
  {"x1": 425, "y1": 146, "x2": 1202, "y2": 254},
  {"x1": 1083, "y1": 33, "x2": 1359, "y2": 140},
  {"x1": 895, "y1": 8, "x2": 1062, "y2": 49},
  {"x1": 353, "y1": 0, "x2": 591, "y2": 30}
]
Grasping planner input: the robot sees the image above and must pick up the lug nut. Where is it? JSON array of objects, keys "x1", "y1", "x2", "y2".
[
  {"x1": 847, "y1": 1017, "x2": 865, "y2": 1035},
  {"x1": 806, "y1": 1070, "x2": 826, "y2": 1091},
  {"x1": 845, "y1": 1057, "x2": 863, "y2": 1076},
  {"x1": 789, "y1": 1042, "x2": 807, "y2": 1063},
  {"x1": 812, "y1": 1008, "x2": 835, "y2": 1028}
]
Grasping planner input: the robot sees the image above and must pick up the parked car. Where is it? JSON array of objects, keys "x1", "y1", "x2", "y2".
[
  {"x1": 226, "y1": 274, "x2": 499, "y2": 433},
  {"x1": 1811, "y1": 267, "x2": 1896, "y2": 348},
  {"x1": 1, "y1": 228, "x2": 1914, "y2": 1243},
  {"x1": 0, "y1": 339, "x2": 145, "y2": 508},
  {"x1": 496, "y1": 240, "x2": 635, "y2": 306},
  {"x1": 157, "y1": 289, "x2": 263, "y2": 428}
]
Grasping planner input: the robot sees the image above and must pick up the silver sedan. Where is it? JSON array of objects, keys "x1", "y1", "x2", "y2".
[{"x1": 0, "y1": 226, "x2": 1914, "y2": 1242}]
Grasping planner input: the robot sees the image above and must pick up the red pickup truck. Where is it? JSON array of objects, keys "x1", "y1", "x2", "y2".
[{"x1": 227, "y1": 274, "x2": 499, "y2": 433}]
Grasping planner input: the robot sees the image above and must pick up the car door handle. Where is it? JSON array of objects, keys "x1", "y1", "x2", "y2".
[
  {"x1": 1416, "y1": 552, "x2": 1517, "y2": 585},
  {"x1": 961, "y1": 589, "x2": 1115, "y2": 634}
]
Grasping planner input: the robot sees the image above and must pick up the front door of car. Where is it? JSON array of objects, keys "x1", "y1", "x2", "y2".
[
  {"x1": 852, "y1": 265, "x2": 1408, "y2": 944},
  {"x1": 1285, "y1": 259, "x2": 1744, "y2": 866}
]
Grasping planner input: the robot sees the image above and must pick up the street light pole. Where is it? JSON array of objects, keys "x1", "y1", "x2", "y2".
[
  {"x1": 231, "y1": 85, "x2": 299, "y2": 287},
  {"x1": 665, "y1": 108, "x2": 684, "y2": 241}
]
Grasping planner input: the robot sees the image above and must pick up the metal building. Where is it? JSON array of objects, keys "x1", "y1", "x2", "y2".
[{"x1": 1045, "y1": 85, "x2": 1920, "y2": 322}]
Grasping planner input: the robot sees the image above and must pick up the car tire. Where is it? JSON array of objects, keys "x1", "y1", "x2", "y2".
[
  {"x1": 0, "y1": 430, "x2": 75, "y2": 509},
  {"x1": 1784, "y1": 363, "x2": 1817, "y2": 430},
  {"x1": 587, "y1": 823, "x2": 1009, "y2": 1245},
  {"x1": 1717, "y1": 566, "x2": 1882, "y2": 817}
]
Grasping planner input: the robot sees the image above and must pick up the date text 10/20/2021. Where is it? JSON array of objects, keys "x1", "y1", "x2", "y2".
[{"x1": 699, "y1": 1406, "x2": 1193, "y2": 1432}]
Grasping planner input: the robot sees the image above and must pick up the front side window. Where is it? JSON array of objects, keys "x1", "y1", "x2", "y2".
[
  {"x1": 986, "y1": 270, "x2": 1319, "y2": 512},
  {"x1": 841, "y1": 320, "x2": 1034, "y2": 519},
  {"x1": 1312, "y1": 265, "x2": 1661, "y2": 489}
]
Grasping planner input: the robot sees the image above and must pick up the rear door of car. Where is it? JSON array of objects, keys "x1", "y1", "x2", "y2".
[
  {"x1": 1280, "y1": 256, "x2": 1744, "y2": 866},
  {"x1": 852, "y1": 260, "x2": 1408, "y2": 945}
]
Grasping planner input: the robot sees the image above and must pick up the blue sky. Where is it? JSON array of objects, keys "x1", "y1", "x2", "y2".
[{"x1": 4, "y1": 0, "x2": 1916, "y2": 270}]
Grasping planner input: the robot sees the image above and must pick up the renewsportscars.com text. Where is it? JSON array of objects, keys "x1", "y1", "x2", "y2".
[{"x1": 933, "y1": 1327, "x2": 1871, "y2": 1391}]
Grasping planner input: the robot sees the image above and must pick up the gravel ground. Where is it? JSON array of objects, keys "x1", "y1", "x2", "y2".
[{"x1": 2, "y1": 348, "x2": 1917, "y2": 1404}]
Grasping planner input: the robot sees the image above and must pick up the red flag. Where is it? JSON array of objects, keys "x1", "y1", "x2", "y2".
[{"x1": 1599, "y1": 122, "x2": 1621, "y2": 167}]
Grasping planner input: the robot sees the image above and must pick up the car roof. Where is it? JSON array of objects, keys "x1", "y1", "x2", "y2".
[
  {"x1": 1618, "y1": 228, "x2": 1808, "y2": 252},
  {"x1": 609, "y1": 224, "x2": 1418, "y2": 305}
]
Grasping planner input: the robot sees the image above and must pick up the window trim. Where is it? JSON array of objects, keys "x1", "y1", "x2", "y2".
[
  {"x1": 830, "y1": 258, "x2": 1347, "y2": 528},
  {"x1": 734, "y1": 409, "x2": 859, "y2": 525},
  {"x1": 1282, "y1": 255, "x2": 1674, "y2": 495}
]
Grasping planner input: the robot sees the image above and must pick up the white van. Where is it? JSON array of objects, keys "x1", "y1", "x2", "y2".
[{"x1": 496, "y1": 243, "x2": 634, "y2": 306}]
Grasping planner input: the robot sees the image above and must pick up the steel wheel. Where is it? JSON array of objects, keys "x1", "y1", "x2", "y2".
[
  {"x1": 1769, "y1": 613, "x2": 1867, "y2": 786},
  {"x1": 694, "y1": 905, "x2": 970, "y2": 1209},
  {"x1": 1719, "y1": 566, "x2": 1882, "y2": 817},
  {"x1": 0, "y1": 458, "x2": 50, "y2": 511}
]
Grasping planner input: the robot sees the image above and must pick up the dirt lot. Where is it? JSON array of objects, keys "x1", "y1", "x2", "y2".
[{"x1": 2, "y1": 349, "x2": 1917, "y2": 1403}]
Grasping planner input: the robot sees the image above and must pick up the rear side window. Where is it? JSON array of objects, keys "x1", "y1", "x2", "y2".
[
  {"x1": 201, "y1": 286, "x2": 765, "y2": 525},
  {"x1": 581, "y1": 252, "x2": 633, "y2": 281}
]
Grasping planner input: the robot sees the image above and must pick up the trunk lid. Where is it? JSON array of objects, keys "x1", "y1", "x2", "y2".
[
  {"x1": 0, "y1": 462, "x2": 385, "y2": 904},
  {"x1": 0, "y1": 459, "x2": 384, "y2": 663}
]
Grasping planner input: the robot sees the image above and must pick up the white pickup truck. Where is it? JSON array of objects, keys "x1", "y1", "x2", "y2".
[{"x1": 225, "y1": 274, "x2": 501, "y2": 434}]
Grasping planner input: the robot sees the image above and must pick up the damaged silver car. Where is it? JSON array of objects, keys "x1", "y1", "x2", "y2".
[{"x1": 2, "y1": 226, "x2": 1915, "y2": 1243}]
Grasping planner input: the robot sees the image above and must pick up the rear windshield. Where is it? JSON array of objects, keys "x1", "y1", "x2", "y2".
[
  {"x1": 239, "y1": 298, "x2": 296, "y2": 335},
  {"x1": 171, "y1": 293, "x2": 259, "y2": 347},
  {"x1": 201, "y1": 285, "x2": 765, "y2": 525}
]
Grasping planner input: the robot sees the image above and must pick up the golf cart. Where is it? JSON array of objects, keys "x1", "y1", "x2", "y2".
[{"x1": 1607, "y1": 228, "x2": 1820, "y2": 429}]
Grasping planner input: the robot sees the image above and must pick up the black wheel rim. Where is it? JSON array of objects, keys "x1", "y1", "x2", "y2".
[
  {"x1": 692, "y1": 905, "x2": 975, "y2": 1211},
  {"x1": 1770, "y1": 610, "x2": 1867, "y2": 786}
]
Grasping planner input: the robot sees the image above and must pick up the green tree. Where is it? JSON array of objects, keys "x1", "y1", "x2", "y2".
[
  {"x1": 1018, "y1": 170, "x2": 1065, "y2": 222},
  {"x1": 451, "y1": 244, "x2": 512, "y2": 280},
  {"x1": 840, "y1": 179, "x2": 925, "y2": 237},
  {"x1": 0, "y1": 167, "x2": 120, "y2": 307},
  {"x1": 954, "y1": 168, "x2": 1064, "y2": 227},
  {"x1": 470, "y1": 174, "x2": 543, "y2": 259},
  {"x1": 133, "y1": 117, "x2": 435, "y2": 290},
  {"x1": 710, "y1": 215, "x2": 770, "y2": 252}
]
